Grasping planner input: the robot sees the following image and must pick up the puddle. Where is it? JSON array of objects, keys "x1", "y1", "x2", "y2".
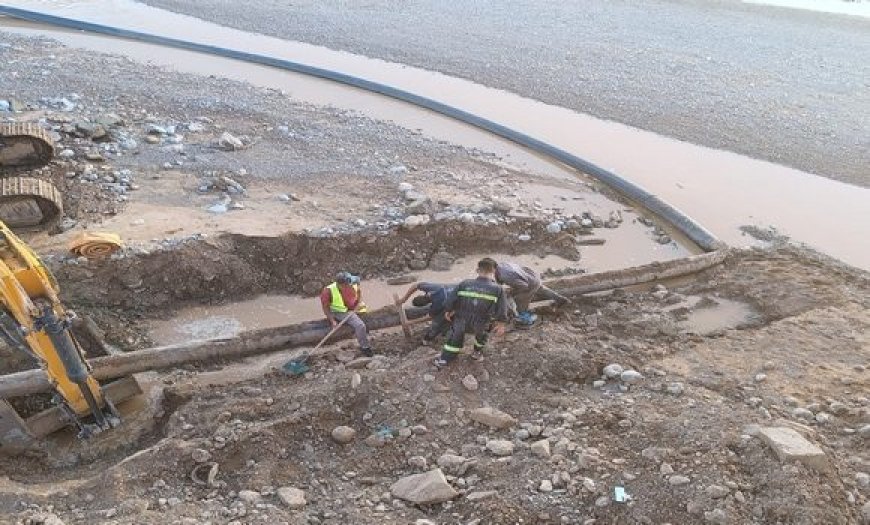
[
  {"x1": 149, "y1": 251, "x2": 585, "y2": 345},
  {"x1": 1, "y1": 0, "x2": 868, "y2": 270},
  {"x1": 673, "y1": 296, "x2": 760, "y2": 335},
  {"x1": 744, "y1": 0, "x2": 870, "y2": 18}
]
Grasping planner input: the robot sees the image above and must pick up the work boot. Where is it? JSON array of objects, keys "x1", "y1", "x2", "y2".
[
  {"x1": 360, "y1": 347, "x2": 374, "y2": 357},
  {"x1": 515, "y1": 311, "x2": 538, "y2": 326}
]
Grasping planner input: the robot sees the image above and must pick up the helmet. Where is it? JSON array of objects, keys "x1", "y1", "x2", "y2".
[{"x1": 335, "y1": 271, "x2": 360, "y2": 285}]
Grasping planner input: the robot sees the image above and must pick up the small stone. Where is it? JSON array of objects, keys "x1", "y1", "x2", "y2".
[
  {"x1": 517, "y1": 234, "x2": 532, "y2": 242},
  {"x1": 754, "y1": 373, "x2": 767, "y2": 382},
  {"x1": 791, "y1": 407, "x2": 814, "y2": 420},
  {"x1": 219, "y1": 131, "x2": 244, "y2": 150},
  {"x1": 660, "y1": 463, "x2": 675, "y2": 475},
  {"x1": 539, "y1": 479, "x2": 553, "y2": 492},
  {"x1": 530, "y1": 439, "x2": 551, "y2": 458},
  {"x1": 704, "y1": 509, "x2": 728, "y2": 525},
  {"x1": 237, "y1": 490, "x2": 262, "y2": 504},
  {"x1": 620, "y1": 370, "x2": 644, "y2": 384},
  {"x1": 469, "y1": 407, "x2": 517, "y2": 429},
  {"x1": 603, "y1": 364, "x2": 624, "y2": 378},
  {"x1": 815, "y1": 412, "x2": 832, "y2": 424},
  {"x1": 706, "y1": 485, "x2": 730, "y2": 499},
  {"x1": 515, "y1": 429, "x2": 531, "y2": 441},
  {"x1": 403, "y1": 214, "x2": 431, "y2": 228},
  {"x1": 276, "y1": 487, "x2": 306, "y2": 509},
  {"x1": 191, "y1": 448, "x2": 211, "y2": 463},
  {"x1": 854, "y1": 472, "x2": 869, "y2": 488},
  {"x1": 666, "y1": 382, "x2": 685, "y2": 396},
  {"x1": 351, "y1": 373, "x2": 362, "y2": 389},
  {"x1": 390, "y1": 469, "x2": 458, "y2": 504},
  {"x1": 408, "y1": 456, "x2": 428, "y2": 469},
  {"x1": 486, "y1": 439, "x2": 514, "y2": 457},
  {"x1": 462, "y1": 374, "x2": 479, "y2": 391},
  {"x1": 437, "y1": 454, "x2": 472, "y2": 476},
  {"x1": 669, "y1": 475, "x2": 691, "y2": 486},
  {"x1": 466, "y1": 490, "x2": 497, "y2": 501},
  {"x1": 331, "y1": 426, "x2": 356, "y2": 444},
  {"x1": 595, "y1": 495, "x2": 610, "y2": 507},
  {"x1": 757, "y1": 426, "x2": 829, "y2": 472},
  {"x1": 546, "y1": 222, "x2": 562, "y2": 234},
  {"x1": 593, "y1": 380, "x2": 606, "y2": 388}
]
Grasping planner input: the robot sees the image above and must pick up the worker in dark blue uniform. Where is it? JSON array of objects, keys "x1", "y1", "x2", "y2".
[
  {"x1": 435, "y1": 258, "x2": 509, "y2": 368},
  {"x1": 397, "y1": 281, "x2": 456, "y2": 343}
]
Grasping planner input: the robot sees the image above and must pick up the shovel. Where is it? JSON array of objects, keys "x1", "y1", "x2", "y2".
[{"x1": 283, "y1": 312, "x2": 354, "y2": 376}]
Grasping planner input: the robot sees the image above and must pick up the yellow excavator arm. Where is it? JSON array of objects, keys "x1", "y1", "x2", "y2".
[{"x1": 0, "y1": 221, "x2": 117, "y2": 437}]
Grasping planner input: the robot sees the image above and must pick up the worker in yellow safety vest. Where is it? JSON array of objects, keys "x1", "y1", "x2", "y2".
[{"x1": 319, "y1": 271, "x2": 372, "y2": 356}]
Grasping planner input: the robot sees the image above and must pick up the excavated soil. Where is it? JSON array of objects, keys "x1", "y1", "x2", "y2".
[{"x1": 2, "y1": 245, "x2": 868, "y2": 525}]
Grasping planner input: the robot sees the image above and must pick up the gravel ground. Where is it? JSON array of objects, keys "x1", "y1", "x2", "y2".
[{"x1": 140, "y1": 0, "x2": 870, "y2": 187}]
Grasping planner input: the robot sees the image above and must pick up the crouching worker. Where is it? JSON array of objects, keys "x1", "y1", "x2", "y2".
[
  {"x1": 434, "y1": 258, "x2": 508, "y2": 368},
  {"x1": 495, "y1": 260, "x2": 570, "y2": 326},
  {"x1": 397, "y1": 282, "x2": 456, "y2": 344},
  {"x1": 320, "y1": 271, "x2": 373, "y2": 357}
]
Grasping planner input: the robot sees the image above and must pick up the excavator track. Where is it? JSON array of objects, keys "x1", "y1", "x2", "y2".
[
  {"x1": 0, "y1": 124, "x2": 64, "y2": 231},
  {"x1": 0, "y1": 123, "x2": 55, "y2": 169},
  {"x1": 0, "y1": 177, "x2": 63, "y2": 231}
]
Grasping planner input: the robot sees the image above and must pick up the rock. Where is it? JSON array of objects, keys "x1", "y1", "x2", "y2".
[
  {"x1": 276, "y1": 487, "x2": 306, "y2": 509},
  {"x1": 754, "y1": 373, "x2": 767, "y2": 383},
  {"x1": 595, "y1": 495, "x2": 610, "y2": 507},
  {"x1": 666, "y1": 382, "x2": 685, "y2": 396},
  {"x1": 470, "y1": 407, "x2": 517, "y2": 429},
  {"x1": 347, "y1": 357, "x2": 373, "y2": 369},
  {"x1": 517, "y1": 233, "x2": 532, "y2": 242},
  {"x1": 593, "y1": 380, "x2": 606, "y2": 388},
  {"x1": 390, "y1": 468, "x2": 458, "y2": 504},
  {"x1": 546, "y1": 222, "x2": 562, "y2": 234},
  {"x1": 0, "y1": 100, "x2": 9, "y2": 112},
  {"x1": 669, "y1": 475, "x2": 690, "y2": 486},
  {"x1": 530, "y1": 439, "x2": 551, "y2": 458},
  {"x1": 237, "y1": 490, "x2": 262, "y2": 504},
  {"x1": 331, "y1": 426, "x2": 356, "y2": 444},
  {"x1": 828, "y1": 401, "x2": 849, "y2": 415},
  {"x1": 462, "y1": 374, "x2": 479, "y2": 391},
  {"x1": 660, "y1": 463, "x2": 675, "y2": 475},
  {"x1": 408, "y1": 456, "x2": 428, "y2": 469},
  {"x1": 862, "y1": 501, "x2": 870, "y2": 525},
  {"x1": 403, "y1": 214, "x2": 430, "y2": 228},
  {"x1": 437, "y1": 454, "x2": 472, "y2": 475},
  {"x1": 856, "y1": 472, "x2": 870, "y2": 488},
  {"x1": 539, "y1": 479, "x2": 553, "y2": 492},
  {"x1": 515, "y1": 429, "x2": 531, "y2": 441},
  {"x1": 706, "y1": 485, "x2": 730, "y2": 499},
  {"x1": 486, "y1": 440, "x2": 514, "y2": 457},
  {"x1": 219, "y1": 132, "x2": 244, "y2": 150},
  {"x1": 191, "y1": 448, "x2": 211, "y2": 463},
  {"x1": 815, "y1": 412, "x2": 832, "y2": 424},
  {"x1": 466, "y1": 490, "x2": 498, "y2": 501},
  {"x1": 704, "y1": 509, "x2": 728, "y2": 525},
  {"x1": 859, "y1": 424, "x2": 870, "y2": 436},
  {"x1": 620, "y1": 370, "x2": 644, "y2": 384},
  {"x1": 365, "y1": 433, "x2": 391, "y2": 448},
  {"x1": 757, "y1": 426, "x2": 829, "y2": 472},
  {"x1": 791, "y1": 407, "x2": 814, "y2": 420},
  {"x1": 603, "y1": 363, "x2": 624, "y2": 378},
  {"x1": 398, "y1": 182, "x2": 414, "y2": 192},
  {"x1": 351, "y1": 373, "x2": 362, "y2": 389}
]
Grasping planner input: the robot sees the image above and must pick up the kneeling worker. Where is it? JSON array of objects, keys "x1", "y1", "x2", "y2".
[
  {"x1": 435, "y1": 258, "x2": 508, "y2": 368},
  {"x1": 320, "y1": 271, "x2": 373, "y2": 357},
  {"x1": 397, "y1": 281, "x2": 456, "y2": 343}
]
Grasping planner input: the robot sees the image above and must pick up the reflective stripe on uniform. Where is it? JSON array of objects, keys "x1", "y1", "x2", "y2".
[
  {"x1": 457, "y1": 290, "x2": 498, "y2": 302},
  {"x1": 443, "y1": 344, "x2": 462, "y2": 353},
  {"x1": 474, "y1": 338, "x2": 485, "y2": 347}
]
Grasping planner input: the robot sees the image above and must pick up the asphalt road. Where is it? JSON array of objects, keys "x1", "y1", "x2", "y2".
[{"x1": 141, "y1": 0, "x2": 870, "y2": 187}]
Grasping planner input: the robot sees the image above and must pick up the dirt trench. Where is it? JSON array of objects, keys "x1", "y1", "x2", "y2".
[{"x1": 52, "y1": 218, "x2": 579, "y2": 315}]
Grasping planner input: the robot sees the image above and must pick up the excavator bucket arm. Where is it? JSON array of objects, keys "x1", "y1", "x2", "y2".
[{"x1": 0, "y1": 221, "x2": 117, "y2": 437}]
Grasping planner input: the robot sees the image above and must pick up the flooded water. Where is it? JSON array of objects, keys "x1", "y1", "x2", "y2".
[
  {"x1": 672, "y1": 296, "x2": 760, "y2": 335},
  {"x1": 1, "y1": 0, "x2": 867, "y2": 270},
  {"x1": 149, "y1": 252, "x2": 586, "y2": 345},
  {"x1": 745, "y1": 0, "x2": 870, "y2": 18}
]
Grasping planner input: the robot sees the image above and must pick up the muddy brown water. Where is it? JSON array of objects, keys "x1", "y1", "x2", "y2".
[{"x1": 2, "y1": 0, "x2": 868, "y2": 270}]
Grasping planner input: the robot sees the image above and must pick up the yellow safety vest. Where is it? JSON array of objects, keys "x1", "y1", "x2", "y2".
[{"x1": 327, "y1": 282, "x2": 360, "y2": 313}]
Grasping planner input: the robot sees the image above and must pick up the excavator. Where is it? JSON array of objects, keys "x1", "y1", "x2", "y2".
[{"x1": 0, "y1": 123, "x2": 123, "y2": 452}]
